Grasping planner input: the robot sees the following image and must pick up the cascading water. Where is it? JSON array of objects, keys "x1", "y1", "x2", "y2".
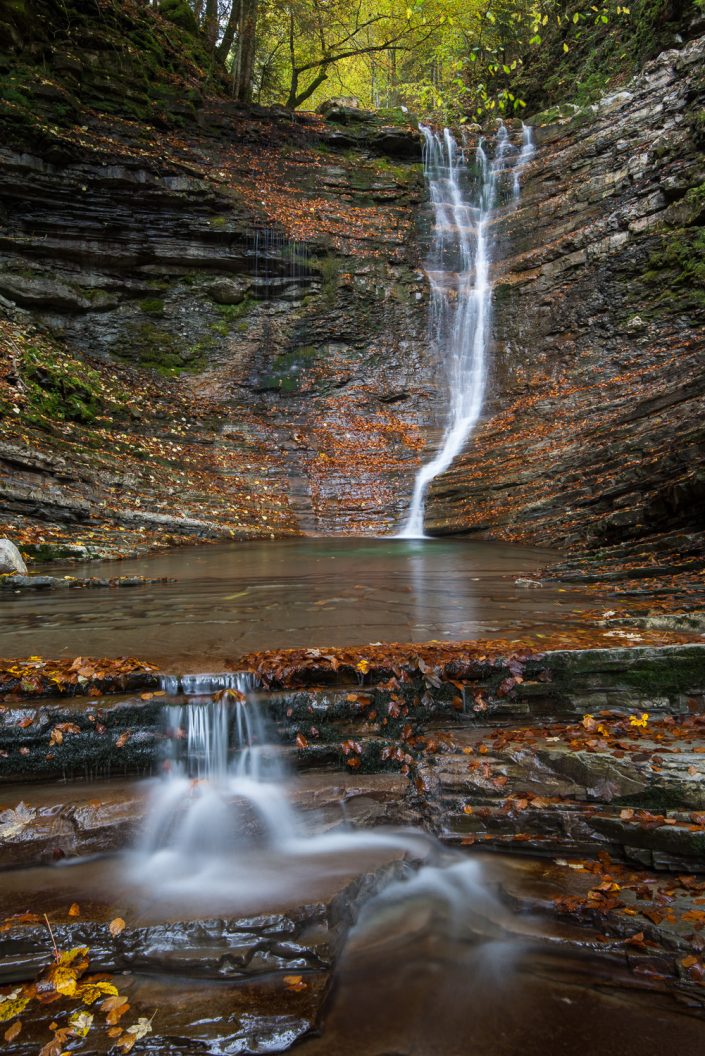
[
  {"x1": 128, "y1": 675, "x2": 431, "y2": 908},
  {"x1": 129, "y1": 676, "x2": 300, "y2": 900},
  {"x1": 397, "y1": 122, "x2": 535, "y2": 539}
]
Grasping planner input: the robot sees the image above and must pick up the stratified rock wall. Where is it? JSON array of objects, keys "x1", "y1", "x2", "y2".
[
  {"x1": 424, "y1": 32, "x2": 705, "y2": 568},
  {"x1": 0, "y1": 103, "x2": 434, "y2": 549}
]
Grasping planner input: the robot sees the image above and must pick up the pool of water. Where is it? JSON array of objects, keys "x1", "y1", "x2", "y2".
[{"x1": 0, "y1": 537, "x2": 596, "y2": 666}]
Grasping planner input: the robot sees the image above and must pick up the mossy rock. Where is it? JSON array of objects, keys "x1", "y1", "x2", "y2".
[
  {"x1": 139, "y1": 297, "x2": 166, "y2": 317},
  {"x1": 20, "y1": 344, "x2": 104, "y2": 425},
  {"x1": 258, "y1": 345, "x2": 319, "y2": 393},
  {"x1": 159, "y1": 0, "x2": 199, "y2": 35}
]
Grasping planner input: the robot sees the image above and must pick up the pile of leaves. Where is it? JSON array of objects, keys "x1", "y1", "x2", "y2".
[
  {"x1": 547, "y1": 853, "x2": 705, "y2": 988},
  {"x1": 241, "y1": 625, "x2": 696, "y2": 689},
  {"x1": 0, "y1": 657, "x2": 160, "y2": 701}
]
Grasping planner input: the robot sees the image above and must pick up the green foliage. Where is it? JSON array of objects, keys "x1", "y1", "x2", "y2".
[{"x1": 251, "y1": 0, "x2": 636, "y2": 121}]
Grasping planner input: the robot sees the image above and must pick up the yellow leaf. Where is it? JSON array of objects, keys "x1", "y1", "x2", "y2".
[
  {"x1": 69, "y1": 1010, "x2": 93, "y2": 1037},
  {"x1": 283, "y1": 974, "x2": 308, "y2": 992},
  {"x1": 0, "y1": 990, "x2": 30, "y2": 1023},
  {"x1": 79, "y1": 981, "x2": 119, "y2": 1005}
]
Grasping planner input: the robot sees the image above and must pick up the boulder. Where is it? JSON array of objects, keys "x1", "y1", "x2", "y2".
[
  {"x1": 0, "y1": 539, "x2": 27, "y2": 575},
  {"x1": 209, "y1": 278, "x2": 248, "y2": 305}
]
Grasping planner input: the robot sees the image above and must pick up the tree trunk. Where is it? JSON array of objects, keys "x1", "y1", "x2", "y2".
[
  {"x1": 216, "y1": 0, "x2": 240, "y2": 62},
  {"x1": 288, "y1": 66, "x2": 329, "y2": 109},
  {"x1": 205, "y1": 0, "x2": 219, "y2": 51},
  {"x1": 233, "y1": 0, "x2": 258, "y2": 102}
]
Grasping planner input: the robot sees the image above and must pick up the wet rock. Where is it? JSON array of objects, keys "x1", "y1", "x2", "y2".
[
  {"x1": 0, "y1": 772, "x2": 421, "y2": 867},
  {"x1": 0, "y1": 852, "x2": 416, "y2": 981},
  {"x1": 0, "y1": 538, "x2": 27, "y2": 575}
]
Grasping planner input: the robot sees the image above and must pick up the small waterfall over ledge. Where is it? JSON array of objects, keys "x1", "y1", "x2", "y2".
[
  {"x1": 127, "y1": 674, "x2": 431, "y2": 907},
  {"x1": 397, "y1": 122, "x2": 535, "y2": 539}
]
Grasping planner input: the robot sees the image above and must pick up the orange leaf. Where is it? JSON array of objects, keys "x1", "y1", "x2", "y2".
[
  {"x1": 4, "y1": 1020, "x2": 21, "y2": 1043},
  {"x1": 283, "y1": 974, "x2": 308, "y2": 992},
  {"x1": 109, "y1": 917, "x2": 126, "y2": 936}
]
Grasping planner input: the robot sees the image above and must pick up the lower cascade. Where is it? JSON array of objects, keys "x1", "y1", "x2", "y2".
[
  {"x1": 398, "y1": 121, "x2": 535, "y2": 539},
  {"x1": 127, "y1": 676, "x2": 434, "y2": 909}
]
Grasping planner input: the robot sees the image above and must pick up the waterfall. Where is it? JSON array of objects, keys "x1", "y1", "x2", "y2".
[
  {"x1": 397, "y1": 121, "x2": 534, "y2": 539},
  {"x1": 128, "y1": 675, "x2": 431, "y2": 907},
  {"x1": 132, "y1": 678, "x2": 297, "y2": 887}
]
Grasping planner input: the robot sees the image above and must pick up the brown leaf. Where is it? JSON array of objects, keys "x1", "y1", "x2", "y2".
[{"x1": 4, "y1": 1020, "x2": 21, "y2": 1043}]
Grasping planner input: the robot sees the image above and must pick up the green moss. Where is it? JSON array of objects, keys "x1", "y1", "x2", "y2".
[
  {"x1": 209, "y1": 216, "x2": 228, "y2": 228},
  {"x1": 117, "y1": 322, "x2": 206, "y2": 374},
  {"x1": 375, "y1": 106, "x2": 416, "y2": 128},
  {"x1": 259, "y1": 345, "x2": 319, "y2": 393},
  {"x1": 215, "y1": 297, "x2": 255, "y2": 322},
  {"x1": 313, "y1": 254, "x2": 342, "y2": 300},
  {"x1": 0, "y1": 85, "x2": 31, "y2": 108},
  {"x1": 20, "y1": 345, "x2": 103, "y2": 424},
  {"x1": 139, "y1": 297, "x2": 166, "y2": 316},
  {"x1": 644, "y1": 229, "x2": 705, "y2": 289}
]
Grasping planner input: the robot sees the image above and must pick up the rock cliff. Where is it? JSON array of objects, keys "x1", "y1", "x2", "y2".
[
  {"x1": 0, "y1": 87, "x2": 431, "y2": 554},
  {"x1": 423, "y1": 28, "x2": 705, "y2": 583}
]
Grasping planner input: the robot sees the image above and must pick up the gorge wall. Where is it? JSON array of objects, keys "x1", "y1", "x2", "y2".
[
  {"x1": 0, "y1": 5, "x2": 440, "y2": 557},
  {"x1": 0, "y1": 0, "x2": 703, "y2": 570},
  {"x1": 424, "y1": 24, "x2": 705, "y2": 579}
]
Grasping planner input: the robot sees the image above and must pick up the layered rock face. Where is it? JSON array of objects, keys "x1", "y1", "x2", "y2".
[
  {"x1": 0, "y1": 101, "x2": 432, "y2": 552},
  {"x1": 424, "y1": 31, "x2": 705, "y2": 573}
]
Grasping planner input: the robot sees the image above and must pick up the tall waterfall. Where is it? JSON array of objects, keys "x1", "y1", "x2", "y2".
[{"x1": 397, "y1": 122, "x2": 534, "y2": 539}]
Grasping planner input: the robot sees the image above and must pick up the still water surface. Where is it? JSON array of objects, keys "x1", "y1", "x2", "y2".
[{"x1": 0, "y1": 538, "x2": 593, "y2": 665}]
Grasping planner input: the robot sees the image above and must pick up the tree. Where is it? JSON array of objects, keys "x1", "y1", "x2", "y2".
[{"x1": 279, "y1": 0, "x2": 440, "y2": 110}]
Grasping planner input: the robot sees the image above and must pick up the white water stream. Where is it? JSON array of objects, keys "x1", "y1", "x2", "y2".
[
  {"x1": 128, "y1": 676, "x2": 431, "y2": 906},
  {"x1": 398, "y1": 122, "x2": 535, "y2": 539},
  {"x1": 128, "y1": 677, "x2": 531, "y2": 941}
]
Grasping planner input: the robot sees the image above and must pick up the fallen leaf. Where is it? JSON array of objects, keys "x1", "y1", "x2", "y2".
[{"x1": 4, "y1": 1020, "x2": 21, "y2": 1042}]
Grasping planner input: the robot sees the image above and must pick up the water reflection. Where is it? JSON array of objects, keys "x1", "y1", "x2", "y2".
[{"x1": 0, "y1": 537, "x2": 590, "y2": 665}]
